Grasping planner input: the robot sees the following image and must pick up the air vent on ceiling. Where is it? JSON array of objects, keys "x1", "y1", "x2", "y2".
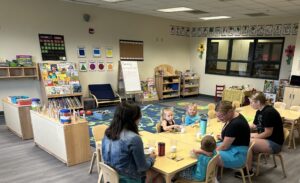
[
  {"x1": 245, "y1": 13, "x2": 269, "y2": 17},
  {"x1": 186, "y1": 10, "x2": 208, "y2": 14}
]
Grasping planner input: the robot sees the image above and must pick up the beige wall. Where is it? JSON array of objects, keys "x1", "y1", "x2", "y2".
[
  {"x1": 190, "y1": 17, "x2": 300, "y2": 96},
  {"x1": 0, "y1": 0, "x2": 191, "y2": 110}
]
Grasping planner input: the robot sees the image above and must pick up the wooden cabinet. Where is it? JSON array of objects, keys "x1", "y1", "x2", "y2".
[
  {"x1": 30, "y1": 111, "x2": 91, "y2": 166},
  {"x1": 0, "y1": 65, "x2": 38, "y2": 79},
  {"x1": 283, "y1": 86, "x2": 300, "y2": 108},
  {"x1": 2, "y1": 98, "x2": 33, "y2": 140},
  {"x1": 180, "y1": 76, "x2": 200, "y2": 97},
  {"x1": 155, "y1": 75, "x2": 180, "y2": 99}
]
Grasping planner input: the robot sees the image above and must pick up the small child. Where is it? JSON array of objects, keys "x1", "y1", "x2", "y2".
[
  {"x1": 177, "y1": 135, "x2": 217, "y2": 182},
  {"x1": 160, "y1": 108, "x2": 180, "y2": 132},
  {"x1": 183, "y1": 103, "x2": 200, "y2": 126}
]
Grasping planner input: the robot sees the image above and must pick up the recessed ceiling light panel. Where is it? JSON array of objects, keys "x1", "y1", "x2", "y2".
[
  {"x1": 102, "y1": 0, "x2": 129, "y2": 3},
  {"x1": 157, "y1": 7, "x2": 194, "y2": 13},
  {"x1": 199, "y1": 16, "x2": 231, "y2": 20}
]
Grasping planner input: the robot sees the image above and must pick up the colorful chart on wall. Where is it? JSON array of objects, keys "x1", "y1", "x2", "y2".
[
  {"x1": 79, "y1": 61, "x2": 87, "y2": 72},
  {"x1": 89, "y1": 61, "x2": 97, "y2": 71},
  {"x1": 98, "y1": 61, "x2": 105, "y2": 72},
  {"x1": 107, "y1": 62, "x2": 113, "y2": 71},
  {"x1": 105, "y1": 48, "x2": 113, "y2": 58},
  {"x1": 39, "y1": 34, "x2": 66, "y2": 61}
]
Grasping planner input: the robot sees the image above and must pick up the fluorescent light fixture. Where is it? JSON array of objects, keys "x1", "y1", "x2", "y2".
[
  {"x1": 102, "y1": 0, "x2": 128, "y2": 2},
  {"x1": 157, "y1": 7, "x2": 194, "y2": 13},
  {"x1": 199, "y1": 16, "x2": 231, "y2": 20}
]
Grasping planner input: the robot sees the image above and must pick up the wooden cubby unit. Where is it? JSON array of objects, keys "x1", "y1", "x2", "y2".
[{"x1": 0, "y1": 65, "x2": 38, "y2": 79}]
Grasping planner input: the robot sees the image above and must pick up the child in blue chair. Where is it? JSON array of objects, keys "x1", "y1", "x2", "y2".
[
  {"x1": 182, "y1": 103, "x2": 200, "y2": 126},
  {"x1": 176, "y1": 135, "x2": 217, "y2": 182}
]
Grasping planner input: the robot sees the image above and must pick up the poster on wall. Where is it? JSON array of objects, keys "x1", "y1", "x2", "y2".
[
  {"x1": 79, "y1": 61, "x2": 87, "y2": 72},
  {"x1": 249, "y1": 25, "x2": 257, "y2": 36},
  {"x1": 264, "y1": 25, "x2": 273, "y2": 36},
  {"x1": 256, "y1": 25, "x2": 264, "y2": 36},
  {"x1": 93, "y1": 48, "x2": 101, "y2": 57},
  {"x1": 291, "y1": 23, "x2": 298, "y2": 35},
  {"x1": 39, "y1": 34, "x2": 66, "y2": 61},
  {"x1": 273, "y1": 24, "x2": 282, "y2": 36},
  {"x1": 105, "y1": 48, "x2": 113, "y2": 58},
  {"x1": 89, "y1": 61, "x2": 97, "y2": 71},
  {"x1": 241, "y1": 25, "x2": 250, "y2": 36},
  {"x1": 77, "y1": 47, "x2": 86, "y2": 58},
  {"x1": 191, "y1": 27, "x2": 197, "y2": 37},
  {"x1": 283, "y1": 24, "x2": 291, "y2": 35},
  {"x1": 98, "y1": 61, "x2": 105, "y2": 72},
  {"x1": 107, "y1": 62, "x2": 114, "y2": 71}
]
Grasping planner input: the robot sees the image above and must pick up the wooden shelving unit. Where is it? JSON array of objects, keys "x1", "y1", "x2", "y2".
[
  {"x1": 39, "y1": 62, "x2": 83, "y2": 109},
  {"x1": 0, "y1": 65, "x2": 38, "y2": 79},
  {"x1": 180, "y1": 76, "x2": 200, "y2": 97},
  {"x1": 155, "y1": 75, "x2": 180, "y2": 99}
]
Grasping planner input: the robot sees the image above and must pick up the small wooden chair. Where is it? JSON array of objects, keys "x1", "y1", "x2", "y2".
[
  {"x1": 232, "y1": 100, "x2": 241, "y2": 108},
  {"x1": 156, "y1": 122, "x2": 161, "y2": 133},
  {"x1": 208, "y1": 110, "x2": 216, "y2": 119},
  {"x1": 175, "y1": 154, "x2": 220, "y2": 183},
  {"x1": 221, "y1": 142, "x2": 255, "y2": 183},
  {"x1": 274, "y1": 102, "x2": 286, "y2": 109},
  {"x1": 256, "y1": 128, "x2": 289, "y2": 177},
  {"x1": 207, "y1": 103, "x2": 216, "y2": 111},
  {"x1": 89, "y1": 125, "x2": 108, "y2": 174},
  {"x1": 98, "y1": 162, "x2": 119, "y2": 183},
  {"x1": 215, "y1": 85, "x2": 225, "y2": 102}
]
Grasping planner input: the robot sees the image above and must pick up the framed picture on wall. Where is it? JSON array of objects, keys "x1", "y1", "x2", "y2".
[
  {"x1": 264, "y1": 25, "x2": 273, "y2": 36},
  {"x1": 241, "y1": 25, "x2": 250, "y2": 36},
  {"x1": 77, "y1": 47, "x2": 86, "y2": 58},
  {"x1": 249, "y1": 25, "x2": 257, "y2": 36},
  {"x1": 291, "y1": 23, "x2": 299, "y2": 35},
  {"x1": 93, "y1": 48, "x2": 101, "y2": 57},
  {"x1": 256, "y1": 25, "x2": 264, "y2": 36},
  {"x1": 273, "y1": 24, "x2": 282, "y2": 36},
  {"x1": 283, "y1": 24, "x2": 291, "y2": 35}
]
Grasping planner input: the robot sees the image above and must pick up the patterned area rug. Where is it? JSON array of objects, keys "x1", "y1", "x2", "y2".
[{"x1": 87, "y1": 103, "x2": 186, "y2": 147}]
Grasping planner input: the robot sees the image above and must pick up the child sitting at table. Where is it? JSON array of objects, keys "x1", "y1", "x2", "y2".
[
  {"x1": 160, "y1": 107, "x2": 181, "y2": 132},
  {"x1": 176, "y1": 135, "x2": 217, "y2": 182},
  {"x1": 182, "y1": 103, "x2": 200, "y2": 126}
]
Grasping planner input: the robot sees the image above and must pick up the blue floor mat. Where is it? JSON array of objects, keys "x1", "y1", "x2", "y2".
[{"x1": 87, "y1": 103, "x2": 186, "y2": 147}]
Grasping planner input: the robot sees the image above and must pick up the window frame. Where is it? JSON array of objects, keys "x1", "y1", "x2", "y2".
[{"x1": 205, "y1": 37, "x2": 285, "y2": 80}]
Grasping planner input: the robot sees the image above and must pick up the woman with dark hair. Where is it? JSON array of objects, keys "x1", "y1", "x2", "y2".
[
  {"x1": 102, "y1": 102, "x2": 156, "y2": 183},
  {"x1": 215, "y1": 101, "x2": 251, "y2": 176}
]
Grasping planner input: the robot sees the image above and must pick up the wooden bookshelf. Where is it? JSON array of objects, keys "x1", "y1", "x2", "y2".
[
  {"x1": 155, "y1": 75, "x2": 180, "y2": 99},
  {"x1": 38, "y1": 62, "x2": 83, "y2": 109},
  {"x1": 180, "y1": 76, "x2": 200, "y2": 97}
]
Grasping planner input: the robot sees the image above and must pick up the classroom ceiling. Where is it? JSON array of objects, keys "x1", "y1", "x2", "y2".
[{"x1": 63, "y1": 0, "x2": 300, "y2": 22}]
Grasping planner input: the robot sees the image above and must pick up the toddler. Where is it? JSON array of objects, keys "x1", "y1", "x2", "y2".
[
  {"x1": 183, "y1": 103, "x2": 200, "y2": 126},
  {"x1": 160, "y1": 108, "x2": 180, "y2": 132},
  {"x1": 177, "y1": 135, "x2": 217, "y2": 181}
]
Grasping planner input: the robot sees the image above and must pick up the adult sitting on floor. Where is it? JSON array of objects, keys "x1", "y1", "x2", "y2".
[{"x1": 215, "y1": 101, "x2": 251, "y2": 176}]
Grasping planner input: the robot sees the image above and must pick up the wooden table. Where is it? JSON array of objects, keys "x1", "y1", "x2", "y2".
[
  {"x1": 140, "y1": 131, "x2": 197, "y2": 183},
  {"x1": 222, "y1": 89, "x2": 252, "y2": 104},
  {"x1": 2, "y1": 98, "x2": 33, "y2": 140},
  {"x1": 30, "y1": 111, "x2": 92, "y2": 166}
]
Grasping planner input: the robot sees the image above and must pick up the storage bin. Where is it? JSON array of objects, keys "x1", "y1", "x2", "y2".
[
  {"x1": 9, "y1": 96, "x2": 29, "y2": 104},
  {"x1": 93, "y1": 110, "x2": 110, "y2": 120}
]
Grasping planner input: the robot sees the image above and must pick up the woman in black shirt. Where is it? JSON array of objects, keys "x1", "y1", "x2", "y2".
[
  {"x1": 250, "y1": 92, "x2": 284, "y2": 154},
  {"x1": 215, "y1": 101, "x2": 250, "y2": 169}
]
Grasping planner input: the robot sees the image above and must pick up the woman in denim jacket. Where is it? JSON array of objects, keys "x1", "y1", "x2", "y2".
[{"x1": 102, "y1": 102, "x2": 157, "y2": 183}]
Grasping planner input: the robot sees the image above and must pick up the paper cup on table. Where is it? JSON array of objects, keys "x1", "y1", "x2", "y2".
[{"x1": 170, "y1": 145, "x2": 177, "y2": 153}]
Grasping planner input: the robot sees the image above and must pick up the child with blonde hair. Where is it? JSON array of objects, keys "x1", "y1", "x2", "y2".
[
  {"x1": 160, "y1": 107, "x2": 180, "y2": 132},
  {"x1": 183, "y1": 103, "x2": 200, "y2": 126},
  {"x1": 176, "y1": 135, "x2": 217, "y2": 181}
]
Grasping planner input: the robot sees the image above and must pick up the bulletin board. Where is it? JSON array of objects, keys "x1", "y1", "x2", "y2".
[
  {"x1": 119, "y1": 40, "x2": 144, "y2": 61},
  {"x1": 39, "y1": 34, "x2": 66, "y2": 61}
]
